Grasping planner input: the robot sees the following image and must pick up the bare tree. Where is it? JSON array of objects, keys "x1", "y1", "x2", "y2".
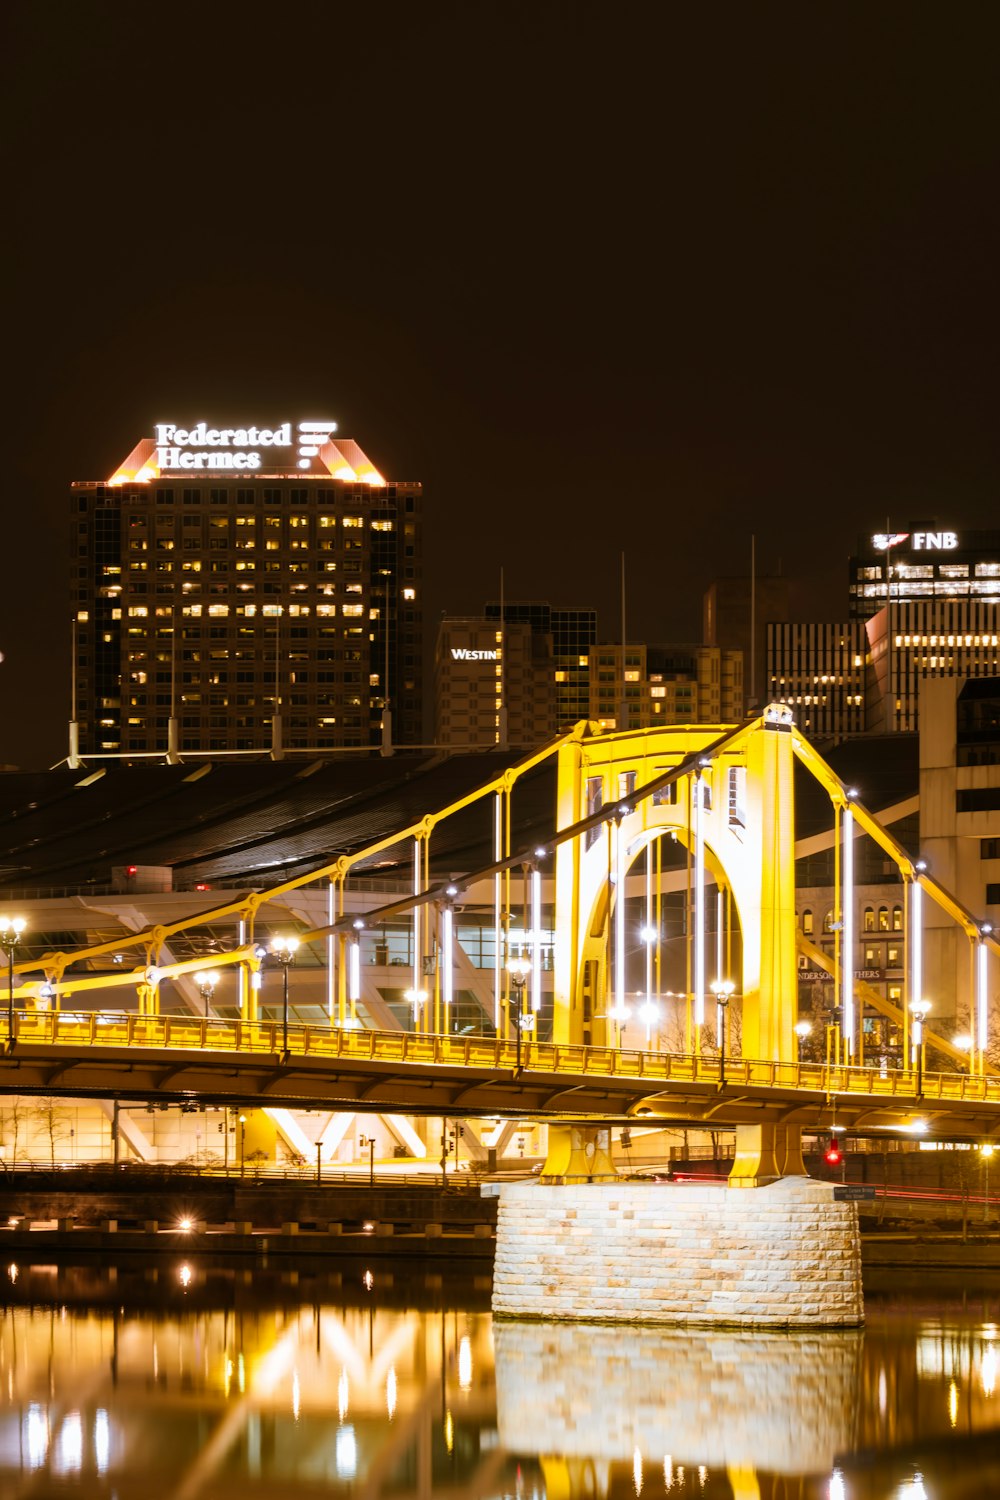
[
  {"x1": 32, "y1": 1101, "x2": 72, "y2": 1167},
  {"x1": 0, "y1": 1097, "x2": 28, "y2": 1168}
]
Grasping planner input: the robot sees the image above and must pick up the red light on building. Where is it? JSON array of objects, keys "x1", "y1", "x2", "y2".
[
  {"x1": 126, "y1": 865, "x2": 138, "y2": 878},
  {"x1": 194, "y1": 883, "x2": 211, "y2": 892},
  {"x1": 823, "y1": 1138, "x2": 843, "y2": 1167}
]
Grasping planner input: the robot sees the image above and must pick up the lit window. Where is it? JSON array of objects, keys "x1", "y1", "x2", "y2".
[{"x1": 402, "y1": 588, "x2": 416, "y2": 601}]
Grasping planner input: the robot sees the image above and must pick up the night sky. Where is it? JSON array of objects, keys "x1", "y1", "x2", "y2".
[{"x1": 5, "y1": 3, "x2": 1000, "y2": 768}]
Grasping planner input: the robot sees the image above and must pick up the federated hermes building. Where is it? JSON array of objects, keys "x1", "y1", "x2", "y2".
[
  {"x1": 71, "y1": 421, "x2": 423, "y2": 757},
  {"x1": 769, "y1": 526, "x2": 1000, "y2": 736}
]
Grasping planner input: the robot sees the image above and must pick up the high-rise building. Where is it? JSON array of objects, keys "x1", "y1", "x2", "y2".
[
  {"x1": 484, "y1": 602, "x2": 596, "y2": 728},
  {"x1": 703, "y1": 575, "x2": 788, "y2": 714},
  {"x1": 434, "y1": 616, "x2": 556, "y2": 747},
  {"x1": 767, "y1": 526, "x2": 1000, "y2": 737},
  {"x1": 71, "y1": 421, "x2": 423, "y2": 756},
  {"x1": 588, "y1": 643, "x2": 743, "y2": 731}
]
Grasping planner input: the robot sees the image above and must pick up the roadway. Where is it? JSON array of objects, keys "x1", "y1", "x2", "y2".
[{"x1": 2, "y1": 1011, "x2": 1000, "y2": 1140}]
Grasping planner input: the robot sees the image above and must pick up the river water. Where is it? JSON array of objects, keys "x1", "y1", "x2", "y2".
[{"x1": 0, "y1": 1257, "x2": 998, "y2": 1498}]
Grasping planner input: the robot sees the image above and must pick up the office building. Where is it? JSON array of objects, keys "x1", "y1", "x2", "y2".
[
  {"x1": 484, "y1": 602, "x2": 597, "y2": 728},
  {"x1": 703, "y1": 575, "x2": 788, "y2": 714},
  {"x1": 768, "y1": 526, "x2": 1000, "y2": 736},
  {"x1": 434, "y1": 616, "x2": 556, "y2": 747},
  {"x1": 588, "y1": 643, "x2": 743, "y2": 730},
  {"x1": 71, "y1": 421, "x2": 423, "y2": 756}
]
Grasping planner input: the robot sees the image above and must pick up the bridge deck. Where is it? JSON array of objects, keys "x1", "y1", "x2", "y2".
[{"x1": 1, "y1": 1013, "x2": 999, "y2": 1138}]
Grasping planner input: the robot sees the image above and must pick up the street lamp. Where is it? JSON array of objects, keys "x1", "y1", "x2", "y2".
[
  {"x1": 0, "y1": 918, "x2": 25, "y2": 1050},
  {"x1": 239, "y1": 1113, "x2": 247, "y2": 1177},
  {"x1": 194, "y1": 969, "x2": 219, "y2": 1020},
  {"x1": 404, "y1": 987, "x2": 428, "y2": 1031},
  {"x1": 910, "y1": 998, "x2": 931, "y2": 1095},
  {"x1": 953, "y1": 1033, "x2": 973, "y2": 1072},
  {"x1": 270, "y1": 936, "x2": 300, "y2": 1055},
  {"x1": 507, "y1": 957, "x2": 531, "y2": 1072},
  {"x1": 793, "y1": 1019, "x2": 812, "y2": 1063},
  {"x1": 711, "y1": 979, "x2": 735, "y2": 1084}
]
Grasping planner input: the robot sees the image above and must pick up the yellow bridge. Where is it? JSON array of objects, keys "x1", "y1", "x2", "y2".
[{"x1": 2, "y1": 708, "x2": 998, "y2": 1180}]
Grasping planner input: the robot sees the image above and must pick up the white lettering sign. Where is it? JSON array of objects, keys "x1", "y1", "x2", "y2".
[
  {"x1": 913, "y1": 531, "x2": 958, "y2": 550},
  {"x1": 153, "y1": 420, "x2": 336, "y2": 474},
  {"x1": 451, "y1": 648, "x2": 498, "y2": 661}
]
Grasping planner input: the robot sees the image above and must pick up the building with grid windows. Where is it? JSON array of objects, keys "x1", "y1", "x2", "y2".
[
  {"x1": 588, "y1": 643, "x2": 743, "y2": 730},
  {"x1": 71, "y1": 422, "x2": 423, "y2": 756},
  {"x1": 434, "y1": 616, "x2": 557, "y2": 747},
  {"x1": 484, "y1": 602, "x2": 597, "y2": 728}
]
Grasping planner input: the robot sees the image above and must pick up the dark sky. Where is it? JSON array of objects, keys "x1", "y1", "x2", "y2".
[{"x1": 4, "y1": 3, "x2": 1000, "y2": 768}]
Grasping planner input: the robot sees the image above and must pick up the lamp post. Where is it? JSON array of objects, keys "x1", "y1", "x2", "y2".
[
  {"x1": 507, "y1": 957, "x2": 531, "y2": 1072},
  {"x1": 793, "y1": 1019, "x2": 812, "y2": 1064},
  {"x1": 194, "y1": 969, "x2": 219, "y2": 1021},
  {"x1": 910, "y1": 998, "x2": 931, "y2": 1095},
  {"x1": 404, "y1": 987, "x2": 428, "y2": 1033},
  {"x1": 239, "y1": 1114, "x2": 247, "y2": 1177},
  {"x1": 710, "y1": 979, "x2": 735, "y2": 1085},
  {"x1": 270, "y1": 936, "x2": 299, "y2": 1055},
  {"x1": 0, "y1": 917, "x2": 25, "y2": 1051}
]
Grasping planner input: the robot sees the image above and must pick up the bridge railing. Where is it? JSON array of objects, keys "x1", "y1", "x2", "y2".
[{"x1": 6, "y1": 1009, "x2": 1000, "y2": 1105}]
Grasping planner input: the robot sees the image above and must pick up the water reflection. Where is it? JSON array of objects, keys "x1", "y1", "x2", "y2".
[
  {"x1": 0, "y1": 1262, "x2": 999, "y2": 1497},
  {"x1": 495, "y1": 1321, "x2": 862, "y2": 1473}
]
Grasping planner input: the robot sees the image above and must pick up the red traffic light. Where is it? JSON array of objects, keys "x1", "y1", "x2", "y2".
[{"x1": 824, "y1": 1138, "x2": 842, "y2": 1166}]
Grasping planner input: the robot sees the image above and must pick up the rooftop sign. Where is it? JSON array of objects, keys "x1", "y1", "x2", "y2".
[
  {"x1": 107, "y1": 422, "x2": 385, "y2": 486},
  {"x1": 872, "y1": 531, "x2": 959, "y2": 551}
]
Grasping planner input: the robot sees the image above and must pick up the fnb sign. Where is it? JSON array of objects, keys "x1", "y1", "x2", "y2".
[
  {"x1": 873, "y1": 530, "x2": 959, "y2": 551},
  {"x1": 913, "y1": 531, "x2": 958, "y2": 550}
]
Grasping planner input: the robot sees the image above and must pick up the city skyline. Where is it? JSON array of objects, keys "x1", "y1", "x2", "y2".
[{"x1": 8, "y1": 5, "x2": 1000, "y2": 767}]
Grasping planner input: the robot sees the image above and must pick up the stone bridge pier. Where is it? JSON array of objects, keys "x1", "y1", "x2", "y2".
[{"x1": 491, "y1": 1124, "x2": 864, "y2": 1328}]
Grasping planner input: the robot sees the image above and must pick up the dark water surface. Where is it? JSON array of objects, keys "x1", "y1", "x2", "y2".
[{"x1": 0, "y1": 1257, "x2": 998, "y2": 1498}]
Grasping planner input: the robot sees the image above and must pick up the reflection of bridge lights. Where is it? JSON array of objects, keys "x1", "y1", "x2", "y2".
[
  {"x1": 363, "y1": 1269, "x2": 374, "y2": 1291},
  {"x1": 238, "y1": 1353, "x2": 246, "y2": 1394},
  {"x1": 829, "y1": 1470, "x2": 846, "y2": 1500},
  {"x1": 94, "y1": 1409, "x2": 110, "y2": 1475},
  {"x1": 896, "y1": 1473, "x2": 928, "y2": 1500},
  {"x1": 633, "y1": 1446, "x2": 643, "y2": 1494},
  {"x1": 698, "y1": 1465, "x2": 707, "y2": 1486},
  {"x1": 663, "y1": 1455, "x2": 673, "y2": 1488},
  {"x1": 25, "y1": 1404, "x2": 49, "y2": 1469},
  {"x1": 338, "y1": 1368, "x2": 349, "y2": 1421},
  {"x1": 292, "y1": 1370, "x2": 301, "y2": 1421},
  {"x1": 949, "y1": 1380, "x2": 959, "y2": 1426},
  {"x1": 386, "y1": 1366, "x2": 397, "y2": 1419},
  {"x1": 982, "y1": 1343, "x2": 997, "y2": 1397},
  {"x1": 335, "y1": 1425, "x2": 357, "y2": 1479},
  {"x1": 55, "y1": 1410, "x2": 83, "y2": 1473},
  {"x1": 8, "y1": 1263, "x2": 17, "y2": 1282},
  {"x1": 224, "y1": 1357, "x2": 233, "y2": 1396},
  {"x1": 445, "y1": 1409, "x2": 454, "y2": 1453},
  {"x1": 179, "y1": 1264, "x2": 192, "y2": 1288},
  {"x1": 458, "y1": 1334, "x2": 473, "y2": 1391}
]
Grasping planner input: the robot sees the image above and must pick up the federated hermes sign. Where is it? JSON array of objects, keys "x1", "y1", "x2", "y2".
[
  {"x1": 155, "y1": 421, "x2": 328, "y2": 472},
  {"x1": 108, "y1": 422, "x2": 387, "y2": 486}
]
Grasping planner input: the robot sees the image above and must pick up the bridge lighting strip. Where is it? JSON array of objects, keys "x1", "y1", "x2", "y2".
[
  {"x1": 494, "y1": 793, "x2": 502, "y2": 1028},
  {"x1": 647, "y1": 850, "x2": 654, "y2": 1004},
  {"x1": 978, "y1": 939, "x2": 989, "y2": 1058},
  {"x1": 911, "y1": 879, "x2": 923, "y2": 1017},
  {"x1": 412, "y1": 839, "x2": 421, "y2": 995},
  {"x1": 694, "y1": 775, "x2": 705, "y2": 1028},
  {"x1": 348, "y1": 939, "x2": 361, "y2": 1003},
  {"x1": 442, "y1": 905, "x2": 454, "y2": 1018},
  {"x1": 531, "y1": 868, "x2": 542, "y2": 1013},
  {"x1": 615, "y1": 821, "x2": 626, "y2": 1020},
  {"x1": 238, "y1": 919, "x2": 247, "y2": 1013},
  {"x1": 842, "y1": 804, "x2": 855, "y2": 1054},
  {"x1": 327, "y1": 880, "x2": 335, "y2": 1022}
]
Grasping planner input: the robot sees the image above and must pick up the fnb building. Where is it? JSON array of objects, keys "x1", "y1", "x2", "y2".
[{"x1": 71, "y1": 421, "x2": 423, "y2": 757}]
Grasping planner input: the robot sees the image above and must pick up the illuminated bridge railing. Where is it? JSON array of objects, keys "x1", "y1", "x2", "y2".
[{"x1": 6, "y1": 1011, "x2": 1000, "y2": 1108}]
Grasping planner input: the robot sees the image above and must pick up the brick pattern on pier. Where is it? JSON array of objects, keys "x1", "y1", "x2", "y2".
[{"x1": 492, "y1": 1178, "x2": 863, "y2": 1327}]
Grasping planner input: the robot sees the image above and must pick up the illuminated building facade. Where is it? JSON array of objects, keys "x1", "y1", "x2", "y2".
[
  {"x1": 766, "y1": 623, "x2": 867, "y2": 737},
  {"x1": 72, "y1": 423, "x2": 423, "y2": 755},
  {"x1": 768, "y1": 527, "x2": 1000, "y2": 736},
  {"x1": 588, "y1": 643, "x2": 743, "y2": 731},
  {"x1": 434, "y1": 616, "x2": 556, "y2": 747},
  {"x1": 484, "y1": 602, "x2": 597, "y2": 728}
]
